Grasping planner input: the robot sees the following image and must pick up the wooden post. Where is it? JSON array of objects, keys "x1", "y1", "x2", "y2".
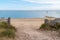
[
  {"x1": 8, "y1": 17, "x2": 10, "y2": 27},
  {"x1": 45, "y1": 19, "x2": 48, "y2": 24}
]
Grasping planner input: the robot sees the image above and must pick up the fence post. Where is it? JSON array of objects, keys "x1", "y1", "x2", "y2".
[
  {"x1": 8, "y1": 17, "x2": 11, "y2": 27},
  {"x1": 45, "y1": 19, "x2": 48, "y2": 24}
]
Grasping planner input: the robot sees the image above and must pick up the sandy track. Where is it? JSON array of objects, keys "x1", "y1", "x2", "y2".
[{"x1": 11, "y1": 18, "x2": 60, "y2": 40}]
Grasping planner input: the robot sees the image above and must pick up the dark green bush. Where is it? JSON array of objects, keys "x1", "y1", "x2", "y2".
[{"x1": 40, "y1": 24, "x2": 47, "y2": 28}]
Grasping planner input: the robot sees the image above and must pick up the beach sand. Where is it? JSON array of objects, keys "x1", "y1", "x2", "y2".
[
  {"x1": 11, "y1": 18, "x2": 60, "y2": 40},
  {"x1": 11, "y1": 18, "x2": 44, "y2": 29}
]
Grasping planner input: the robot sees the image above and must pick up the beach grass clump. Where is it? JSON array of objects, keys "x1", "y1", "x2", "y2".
[
  {"x1": 55, "y1": 23, "x2": 60, "y2": 30},
  {"x1": 40, "y1": 24, "x2": 47, "y2": 28},
  {"x1": 0, "y1": 22, "x2": 16, "y2": 38},
  {"x1": 40, "y1": 24, "x2": 51, "y2": 30},
  {"x1": 40, "y1": 23, "x2": 60, "y2": 31},
  {"x1": 1, "y1": 29, "x2": 15, "y2": 38},
  {"x1": 0, "y1": 22, "x2": 8, "y2": 28}
]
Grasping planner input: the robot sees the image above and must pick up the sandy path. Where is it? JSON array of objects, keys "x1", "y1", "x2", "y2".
[
  {"x1": 11, "y1": 19, "x2": 60, "y2": 40},
  {"x1": 14, "y1": 26, "x2": 60, "y2": 40}
]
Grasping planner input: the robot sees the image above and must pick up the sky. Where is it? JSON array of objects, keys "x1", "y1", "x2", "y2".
[{"x1": 0, "y1": 0, "x2": 60, "y2": 10}]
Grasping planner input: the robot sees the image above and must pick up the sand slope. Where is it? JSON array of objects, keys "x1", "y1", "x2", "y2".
[{"x1": 11, "y1": 18, "x2": 60, "y2": 40}]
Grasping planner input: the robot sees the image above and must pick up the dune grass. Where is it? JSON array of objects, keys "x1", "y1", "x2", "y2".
[
  {"x1": 0, "y1": 22, "x2": 16, "y2": 38},
  {"x1": 40, "y1": 23, "x2": 60, "y2": 31}
]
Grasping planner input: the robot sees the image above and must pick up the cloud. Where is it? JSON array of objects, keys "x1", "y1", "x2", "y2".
[
  {"x1": 21, "y1": 0, "x2": 60, "y2": 10},
  {"x1": 0, "y1": 0, "x2": 60, "y2": 10},
  {"x1": 23, "y1": 0, "x2": 60, "y2": 4}
]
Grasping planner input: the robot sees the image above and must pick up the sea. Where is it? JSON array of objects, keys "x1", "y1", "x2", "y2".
[{"x1": 0, "y1": 10, "x2": 60, "y2": 18}]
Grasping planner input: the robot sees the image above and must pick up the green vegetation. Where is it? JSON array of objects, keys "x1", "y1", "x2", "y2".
[
  {"x1": 40, "y1": 24, "x2": 51, "y2": 30},
  {"x1": 0, "y1": 22, "x2": 16, "y2": 38},
  {"x1": 40, "y1": 24, "x2": 47, "y2": 28},
  {"x1": 40, "y1": 23, "x2": 60, "y2": 31},
  {"x1": 55, "y1": 23, "x2": 60, "y2": 30}
]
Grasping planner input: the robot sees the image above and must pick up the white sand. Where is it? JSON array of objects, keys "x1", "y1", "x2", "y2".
[{"x1": 11, "y1": 18, "x2": 60, "y2": 40}]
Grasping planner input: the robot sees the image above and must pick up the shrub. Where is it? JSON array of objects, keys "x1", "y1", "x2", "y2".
[
  {"x1": 54, "y1": 23, "x2": 60, "y2": 30},
  {"x1": 0, "y1": 22, "x2": 16, "y2": 38},
  {"x1": 40, "y1": 24, "x2": 47, "y2": 28},
  {"x1": 7, "y1": 25, "x2": 16, "y2": 31},
  {"x1": 40, "y1": 24, "x2": 51, "y2": 30},
  {"x1": 40, "y1": 23, "x2": 60, "y2": 31},
  {"x1": 1, "y1": 29, "x2": 15, "y2": 38},
  {"x1": 0, "y1": 22, "x2": 8, "y2": 28},
  {"x1": 0, "y1": 22, "x2": 16, "y2": 31}
]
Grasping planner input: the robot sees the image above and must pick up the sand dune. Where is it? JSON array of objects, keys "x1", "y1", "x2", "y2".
[{"x1": 11, "y1": 18, "x2": 60, "y2": 40}]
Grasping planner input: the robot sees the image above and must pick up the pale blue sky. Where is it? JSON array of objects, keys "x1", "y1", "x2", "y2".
[{"x1": 0, "y1": 0, "x2": 60, "y2": 10}]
